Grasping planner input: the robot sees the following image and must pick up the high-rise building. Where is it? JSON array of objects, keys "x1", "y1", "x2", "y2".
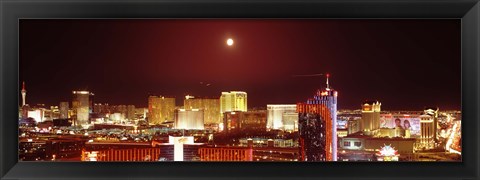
[
  {"x1": 135, "y1": 108, "x2": 148, "y2": 120},
  {"x1": 148, "y1": 96, "x2": 176, "y2": 124},
  {"x1": 347, "y1": 117, "x2": 360, "y2": 135},
  {"x1": 89, "y1": 92, "x2": 95, "y2": 114},
  {"x1": 93, "y1": 103, "x2": 110, "y2": 114},
  {"x1": 174, "y1": 109, "x2": 204, "y2": 130},
  {"x1": 223, "y1": 110, "x2": 267, "y2": 133},
  {"x1": 20, "y1": 82, "x2": 29, "y2": 119},
  {"x1": 127, "y1": 105, "x2": 136, "y2": 120},
  {"x1": 220, "y1": 91, "x2": 247, "y2": 114},
  {"x1": 28, "y1": 109, "x2": 45, "y2": 122},
  {"x1": 184, "y1": 95, "x2": 221, "y2": 125},
  {"x1": 419, "y1": 114, "x2": 435, "y2": 149},
  {"x1": 424, "y1": 107, "x2": 439, "y2": 142},
  {"x1": 266, "y1": 104, "x2": 297, "y2": 130},
  {"x1": 21, "y1": 81, "x2": 27, "y2": 107},
  {"x1": 297, "y1": 74, "x2": 338, "y2": 161},
  {"x1": 59, "y1": 102, "x2": 69, "y2": 119},
  {"x1": 72, "y1": 91, "x2": 91, "y2": 126},
  {"x1": 360, "y1": 100, "x2": 381, "y2": 135},
  {"x1": 49, "y1": 106, "x2": 60, "y2": 119}
]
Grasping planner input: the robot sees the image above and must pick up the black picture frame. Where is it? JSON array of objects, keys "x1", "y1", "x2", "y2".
[{"x1": 1, "y1": 0, "x2": 479, "y2": 179}]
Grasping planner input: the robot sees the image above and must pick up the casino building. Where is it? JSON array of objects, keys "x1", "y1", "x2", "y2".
[
  {"x1": 297, "y1": 74, "x2": 338, "y2": 161},
  {"x1": 72, "y1": 91, "x2": 94, "y2": 126},
  {"x1": 360, "y1": 100, "x2": 381, "y2": 135},
  {"x1": 174, "y1": 108, "x2": 205, "y2": 130},
  {"x1": 220, "y1": 91, "x2": 247, "y2": 114}
]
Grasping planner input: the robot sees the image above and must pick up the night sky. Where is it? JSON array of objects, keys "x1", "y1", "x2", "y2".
[{"x1": 19, "y1": 19, "x2": 461, "y2": 110}]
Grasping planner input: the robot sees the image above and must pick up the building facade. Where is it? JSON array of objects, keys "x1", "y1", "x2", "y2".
[
  {"x1": 360, "y1": 100, "x2": 381, "y2": 135},
  {"x1": 174, "y1": 109, "x2": 205, "y2": 130},
  {"x1": 148, "y1": 96, "x2": 176, "y2": 124},
  {"x1": 266, "y1": 104, "x2": 297, "y2": 131},
  {"x1": 220, "y1": 91, "x2": 247, "y2": 114},
  {"x1": 72, "y1": 91, "x2": 92, "y2": 126},
  {"x1": 223, "y1": 110, "x2": 267, "y2": 133},
  {"x1": 419, "y1": 114, "x2": 435, "y2": 150},
  {"x1": 59, "y1": 102, "x2": 69, "y2": 119},
  {"x1": 297, "y1": 74, "x2": 338, "y2": 161},
  {"x1": 184, "y1": 96, "x2": 221, "y2": 125},
  {"x1": 198, "y1": 147, "x2": 253, "y2": 161}
]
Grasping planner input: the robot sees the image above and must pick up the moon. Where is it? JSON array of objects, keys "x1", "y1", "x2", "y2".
[{"x1": 226, "y1": 38, "x2": 234, "y2": 46}]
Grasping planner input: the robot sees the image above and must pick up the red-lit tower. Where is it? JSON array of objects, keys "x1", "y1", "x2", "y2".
[{"x1": 297, "y1": 73, "x2": 338, "y2": 161}]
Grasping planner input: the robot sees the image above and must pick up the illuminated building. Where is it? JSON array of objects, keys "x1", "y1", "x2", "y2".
[
  {"x1": 148, "y1": 96, "x2": 176, "y2": 124},
  {"x1": 377, "y1": 128, "x2": 404, "y2": 138},
  {"x1": 169, "y1": 136, "x2": 194, "y2": 161},
  {"x1": 93, "y1": 103, "x2": 110, "y2": 114},
  {"x1": 375, "y1": 144, "x2": 399, "y2": 161},
  {"x1": 19, "y1": 82, "x2": 29, "y2": 119},
  {"x1": 223, "y1": 110, "x2": 267, "y2": 133},
  {"x1": 239, "y1": 138, "x2": 296, "y2": 147},
  {"x1": 199, "y1": 147, "x2": 253, "y2": 161},
  {"x1": 82, "y1": 148, "x2": 161, "y2": 161},
  {"x1": 360, "y1": 100, "x2": 381, "y2": 135},
  {"x1": 266, "y1": 104, "x2": 298, "y2": 130},
  {"x1": 19, "y1": 137, "x2": 85, "y2": 161},
  {"x1": 347, "y1": 118, "x2": 360, "y2": 135},
  {"x1": 127, "y1": 105, "x2": 136, "y2": 120},
  {"x1": 339, "y1": 134, "x2": 415, "y2": 161},
  {"x1": 49, "y1": 105, "x2": 60, "y2": 120},
  {"x1": 174, "y1": 109, "x2": 205, "y2": 130},
  {"x1": 28, "y1": 109, "x2": 45, "y2": 122},
  {"x1": 297, "y1": 74, "x2": 338, "y2": 161},
  {"x1": 59, "y1": 102, "x2": 69, "y2": 119},
  {"x1": 220, "y1": 91, "x2": 247, "y2": 114},
  {"x1": 135, "y1": 108, "x2": 148, "y2": 119},
  {"x1": 151, "y1": 136, "x2": 204, "y2": 161},
  {"x1": 337, "y1": 129, "x2": 348, "y2": 137},
  {"x1": 21, "y1": 81, "x2": 27, "y2": 106},
  {"x1": 282, "y1": 112, "x2": 299, "y2": 132},
  {"x1": 72, "y1": 91, "x2": 92, "y2": 126},
  {"x1": 184, "y1": 95, "x2": 221, "y2": 125},
  {"x1": 20, "y1": 105, "x2": 30, "y2": 119},
  {"x1": 418, "y1": 114, "x2": 435, "y2": 149},
  {"x1": 424, "y1": 107, "x2": 439, "y2": 142},
  {"x1": 110, "y1": 113, "x2": 125, "y2": 122},
  {"x1": 111, "y1": 105, "x2": 127, "y2": 116}
]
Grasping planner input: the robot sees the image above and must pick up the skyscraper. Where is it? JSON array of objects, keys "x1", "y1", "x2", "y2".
[
  {"x1": 223, "y1": 110, "x2": 267, "y2": 133},
  {"x1": 220, "y1": 91, "x2": 247, "y2": 114},
  {"x1": 127, "y1": 105, "x2": 136, "y2": 120},
  {"x1": 148, "y1": 96, "x2": 176, "y2": 124},
  {"x1": 21, "y1": 81, "x2": 27, "y2": 107},
  {"x1": 174, "y1": 109, "x2": 205, "y2": 130},
  {"x1": 184, "y1": 95, "x2": 221, "y2": 125},
  {"x1": 266, "y1": 104, "x2": 297, "y2": 130},
  {"x1": 424, "y1": 107, "x2": 439, "y2": 143},
  {"x1": 419, "y1": 114, "x2": 435, "y2": 149},
  {"x1": 72, "y1": 91, "x2": 91, "y2": 126},
  {"x1": 297, "y1": 74, "x2": 338, "y2": 161},
  {"x1": 59, "y1": 102, "x2": 69, "y2": 119},
  {"x1": 360, "y1": 100, "x2": 381, "y2": 135}
]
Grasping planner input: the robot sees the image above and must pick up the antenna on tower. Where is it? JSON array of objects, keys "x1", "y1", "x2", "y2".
[{"x1": 326, "y1": 73, "x2": 330, "y2": 90}]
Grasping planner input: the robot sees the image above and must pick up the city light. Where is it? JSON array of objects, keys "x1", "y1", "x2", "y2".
[{"x1": 18, "y1": 20, "x2": 461, "y2": 163}]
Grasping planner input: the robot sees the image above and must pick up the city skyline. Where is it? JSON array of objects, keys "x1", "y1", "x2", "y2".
[{"x1": 20, "y1": 19, "x2": 461, "y2": 110}]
